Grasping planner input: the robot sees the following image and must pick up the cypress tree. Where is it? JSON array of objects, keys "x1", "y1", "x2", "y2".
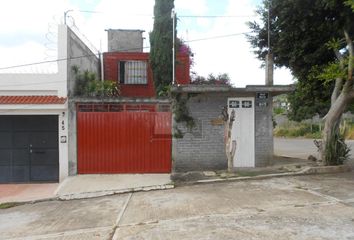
[{"x1": 149, "y1": 0, "x2": 175, "y2": 95}]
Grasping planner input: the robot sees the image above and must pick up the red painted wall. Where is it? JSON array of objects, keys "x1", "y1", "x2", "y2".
[
  {"x1": 104, "y1": 52, "x2": 155, "y2": 97},
  {"x1": 176, "y1": 54, "x2": 190, "y2": 85},
  {"x1": 103, "y1": 52, "x2": 190, "y2": 97}
]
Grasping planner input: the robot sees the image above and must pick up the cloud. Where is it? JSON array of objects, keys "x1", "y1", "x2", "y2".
[
  {"x1": 178, "y1": 0, "x2": 293, "y2": 87},
  {"x1": 0, "y1": 41, "x2": 57, "y2": 73},
  {"x1": 0, "y1": 0, "x2": 293, "y2": 86},
  {"x1": 0, "y1": 0, "x2": 70, "y2": 35}
]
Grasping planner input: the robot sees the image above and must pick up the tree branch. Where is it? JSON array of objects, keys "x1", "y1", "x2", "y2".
[
  {"x1": 342, "y1": 31, "x2": 353, "y2": 92},
  {"x1": 345, "y1": 30, "x2": 353, "y2": 87},
  {"x1": 348, "y1": 89, "x2": 354, "y2": 99},
  {"x1": 331, "y1": 77, "x2": 343, "y2": 105},
  {"x1": 331, "y1": 46, "x2": 346, "y2": 105}
]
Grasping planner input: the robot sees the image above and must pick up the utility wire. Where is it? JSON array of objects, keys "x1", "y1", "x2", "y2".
[
  {"x1": 187, "y1": 32, "x2": 250, "y2": 42},
  {"x1": 0, "y1": 32, "x2": 249, "y2": 71},
  {"x1": 179, "y1": 15, "x2": 256, "y2": 18}
]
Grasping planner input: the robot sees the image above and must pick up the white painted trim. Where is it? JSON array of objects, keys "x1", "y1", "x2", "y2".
[{"x1": 0, "y1": 103, "x2": 67, "y2": 112}]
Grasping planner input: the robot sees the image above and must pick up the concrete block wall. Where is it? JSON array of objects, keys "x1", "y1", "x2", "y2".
[
  {"x1": 64, "y1": 26, "x2": 100, "y2": 176},
  {"x1": 67, "y1": 27, "x2": 100, "y2": 98},
  {"x1": 107, "y1": 29, "x2": 144, "y2": 52},
  {"x1": 172, "y1": 93, "x2": 228, "y2": 172},
  {"x1": 172, "y1": 90, "x2": 275, "y2": 172},
  {"x1": 255, "y1": 95, "x2": 274, "y2": 167}
]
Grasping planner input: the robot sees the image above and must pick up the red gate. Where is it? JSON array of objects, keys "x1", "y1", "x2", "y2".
[{"x1": 77, "y1": 104, "x2": 171, "y2": 174}]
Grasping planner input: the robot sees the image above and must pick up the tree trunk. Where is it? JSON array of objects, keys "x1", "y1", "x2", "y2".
[
  {"x1": 224, "y1": 109, "x2": 236, "y2": 172},
  {"x1": 321, "y1": 93, "x2": 350, "y2": 163}
]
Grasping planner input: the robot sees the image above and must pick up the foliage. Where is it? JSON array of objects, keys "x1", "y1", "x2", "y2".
[
  {"x1": 191, "y1": 73, "x2": 232, "y2": 86},
  {"x1": 72, "y1": 66, "x2": 120, "y2": 97},
  {"x1": 345, "y1": 0, "x2": 354, "y2": 10},
  {"x1": 287, "y1": 77, "x2": 332, "y2": 121},
  {"x1": 247, "y1": 0, "x2": 354, "y2": 121},
  {"x1": 318, "y1": 60, "x2": 347, "y2": 83},
  {"x1": 178, "y1": 38, "x2": 194, "y2": 67},
  {"x1": 274, "y1": 123, "x2": 322, "y2": 138},
  {"x1": 0, "y1": 202, "x2": 21, "y2": 209},
  {"x1": 273, "y1": 107, "x2": 285, "y2": 115},
  {"x1": 157, "y1": 84, "x2": 171, "y2": 97},
  {"x1": 173, "y1": 93, "x2": 195, "y2": 130},
  {"x1": 173, "y1": 127, "x2": 184, "y2": 138},
  {"x1": 149, "y1": 0, "x2": 175, "y2": 96},
  {"x1": 345, "y1": 123, "x2": 354, "y2": 139},
  {"x1": 325, "y1": 126, "x2": 350, "y2": 165}
]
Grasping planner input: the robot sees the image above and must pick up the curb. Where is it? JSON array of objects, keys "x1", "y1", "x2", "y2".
[
  {"x1": 176, "y1": 165, "x2": 352, "y2": 186},
  {"x1": 57, "y1": 184, "x2": 175, "y2": 200},
  {"x1": 0, "y1": 197, "x2": 59, "y2": 208},
  {"x1": 2, "y1": 165, "x2": 350, "y2": 205}
]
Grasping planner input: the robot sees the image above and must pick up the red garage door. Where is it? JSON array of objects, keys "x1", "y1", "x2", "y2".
[{"x1": 77, "y1": 104, "x2": 171, "y2": 174}]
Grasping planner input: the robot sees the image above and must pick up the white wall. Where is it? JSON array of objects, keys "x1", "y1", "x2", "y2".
[{"x1": 0, "y1": 73, "x2": 65, "y2": 97}]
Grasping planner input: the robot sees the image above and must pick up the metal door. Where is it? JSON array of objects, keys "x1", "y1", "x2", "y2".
[
  {"x1": 77, "y1": 104, "x2": 172, "y2": 174},
  {"x1": 228, "y1": 98, "x2": 255, "y2": 167},
  {"x1": 0, "y1": 116, "x2": 59, "y2": 183}
]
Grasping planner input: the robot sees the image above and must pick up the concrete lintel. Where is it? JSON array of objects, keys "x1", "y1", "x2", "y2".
[
  {"x1": 69, "y1": 97, "x2": 171, "y2": 104},
  {"x1": 105, "y1": 28, "x2": 145, "y2": 32},
  {"x1": 171, "y1": 84, "x2": 294, "y2": 96},
  {"x1": 243, "y1": 85, "x2": 295, "y2": 94}
]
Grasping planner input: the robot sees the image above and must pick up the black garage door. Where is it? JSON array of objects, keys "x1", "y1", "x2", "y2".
[{"x1": 0, "y1": 115, "x2": 59, "y2": 183}]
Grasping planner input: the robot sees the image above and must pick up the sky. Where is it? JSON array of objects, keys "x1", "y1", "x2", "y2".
[{"x1": 0, "y1": 0, "x2": 294, "y2": 87}]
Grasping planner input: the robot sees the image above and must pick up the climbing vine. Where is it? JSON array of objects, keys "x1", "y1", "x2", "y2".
[{"x1": 172, "y1": 92, "x2": 198, "y2": 138}]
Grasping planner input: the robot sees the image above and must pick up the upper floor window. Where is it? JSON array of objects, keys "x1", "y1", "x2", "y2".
[{"x1": 119, "y1": 61, "x2": 147, "y2": 84}]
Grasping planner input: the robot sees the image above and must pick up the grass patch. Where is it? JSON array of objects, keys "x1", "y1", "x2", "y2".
[
  {"x1": 0, "y1": 202, "x2": 22, "y2": 209},
  {"x1": 275, "y1": 120, "x2": 354, "y2": 140},
  {"x1": 274, "y1": 122, "x2": 322, "y2": 138},
  {"x1": 345, "y1": 124, "x2": 354, "y2": 140}
]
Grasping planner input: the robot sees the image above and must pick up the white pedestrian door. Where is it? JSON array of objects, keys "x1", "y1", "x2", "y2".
[{"x1": 228, "y1": 97, "x2": 255, "y2": 167}]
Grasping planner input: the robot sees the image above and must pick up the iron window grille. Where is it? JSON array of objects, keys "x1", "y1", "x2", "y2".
[{"x1": 119, "y1": 60, "x2": 147, "y2": 84}]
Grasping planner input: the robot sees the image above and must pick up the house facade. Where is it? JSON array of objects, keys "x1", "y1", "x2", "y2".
[
  {"x1": 68, "y1": 29, "x2": 190, "y2": 176},
  {"x1": 0, "y1": 25, "x2": 292, "y2": 183},
  {"x1": 0, "y1": 24, "x2": 99, "y2": 183}
]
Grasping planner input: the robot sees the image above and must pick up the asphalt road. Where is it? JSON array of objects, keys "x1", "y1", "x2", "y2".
[
  {"x1": 1, "y1": 173, "x2": 354, "y2": 240},
  {"x1": 274, "y1": 137, "x2": 354, "y2": 161}
]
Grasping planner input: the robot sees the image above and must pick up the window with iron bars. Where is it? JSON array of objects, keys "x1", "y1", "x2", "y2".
[{"x1": 119, "y1": 60, "x2": 147, "y2": 84}]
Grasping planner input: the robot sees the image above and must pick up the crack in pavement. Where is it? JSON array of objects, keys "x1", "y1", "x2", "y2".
[{"x1": 110, "y1": 192, "x2": 133, "y2": 240}]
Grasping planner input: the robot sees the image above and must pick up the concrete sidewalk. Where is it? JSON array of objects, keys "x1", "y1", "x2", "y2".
[
  {"x1": 0, "y1": 157, "x2": 351, "y2": 204},
  {"x1": 0, "y1": 183, "x2": 58, "y2": 204},
  {"x1": 55, "y1": 174, "x2": 174, "y2": 200}
]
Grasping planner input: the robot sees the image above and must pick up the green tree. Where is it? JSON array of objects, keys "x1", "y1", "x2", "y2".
[
  {"x1": 149, "y1": 0, "x2": 175, "y2": 96},
  {"x1": 248, "y1": 0, "x2": 354, "y2": 164},
  {"x1": 191, "y1": 73, "x2": 232, "y2": 86}
]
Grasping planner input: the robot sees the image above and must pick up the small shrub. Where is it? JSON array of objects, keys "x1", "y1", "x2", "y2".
[
  {"x1": 325, "y1": 128, "x2": 350, "y2": 165},
  {"x1": 273, "y1": 107, "x2": 285, "y2": 115},
  {"x1": 72, "y1": 66, "x2": 120, "y2": 98},
  {"x1": 345, "y1": 124, "x2": 354, "y2": 140}
]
